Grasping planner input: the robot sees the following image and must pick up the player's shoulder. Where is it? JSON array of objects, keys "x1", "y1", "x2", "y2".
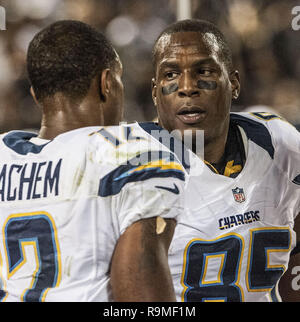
[
  {"x1": 0, "y1": 129, "x2": 45, "y2": 158},
  {"x1": 0, "y1": 125, "x2": 144, "y2": 158},
  {"x1": 85, "y1": 122, "x2": 187, "y2": 173},
  {"x1": 87, "y1": 121, "x2": 190, "y2": 164},
  {"x1": 85, "y1": 122, "x2": 155, "y2": 146},
  {"x1": 231, "y1": 111, "x2": 286, "y2": 131},
  {"x1": 85, "y1": 122, "x2": 166, "y2": 163},
  {"x1": 231, "y1": 112, "x2": 300, "y2": 155},
  {"x1": 97, "y1": 122, "x2": 188, "y2": 197},
  {"x1": 52, "y1": 123, "x2": 155, "y2": 152}
]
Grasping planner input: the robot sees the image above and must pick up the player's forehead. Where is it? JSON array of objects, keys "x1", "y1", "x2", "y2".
[{"x1": 156, "y1": 31, "x2": 222, "y2": 66}]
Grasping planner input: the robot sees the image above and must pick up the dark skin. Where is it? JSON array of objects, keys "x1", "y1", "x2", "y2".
[
  {"x1": 111, "y1": 217, "x2": 176, "y2": 301},
  {"x1": 32, "y1": 57, "x2": 124, "y2": 140},
  {"x1": 31, "y1": 55, "x2": 176, "y2": 302},
  {"x1": 152, "y1": 31, "x2": 299, "y2": 301},
  {"x1": 152, "y1": 31, "x2": 240, "y2": 164}
]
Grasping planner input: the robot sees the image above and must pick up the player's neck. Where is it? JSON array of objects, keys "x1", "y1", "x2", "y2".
[
  {"x1": 38, "y1": 95, "x2": 103, "y2": 140},
  {"x1": 38, "y1": 121, "x2": 82, "y2": 140},
  {"x1": 203, "y1": 130, "x2": 228, "y2": 165}
]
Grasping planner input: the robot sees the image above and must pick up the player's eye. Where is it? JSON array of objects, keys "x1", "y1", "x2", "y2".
[
  {"x1": 165, "y1": 71, "x2": 178, "y2": 80},
  {"x1": 198, "y1": 69, "x2": 213, "y2": 76}
]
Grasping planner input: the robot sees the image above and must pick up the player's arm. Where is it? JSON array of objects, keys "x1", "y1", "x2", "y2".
[
  {"x1": 279, "y1": 213, "x2": 300, "y2": 302},
  {"x1": 110, "y1": 216, "x2": 176, "y2": 302}
]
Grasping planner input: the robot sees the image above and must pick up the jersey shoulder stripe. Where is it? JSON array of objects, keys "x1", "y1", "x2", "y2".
[
  {"x1": 98, "y1": 150, "x2": 185, "y2": 197},
  {"x1": 230, "y1": 113, "x2": 274, "y2": 159},
  {"x1": 231, "y1": 112, "x2": 300, "y2": 186},
  {"x1": 292, "y1": 174, "x2": 300, "y2": 185},
  {"x1": 2, "y1": 131, "x2": 50, "y2": 155}
]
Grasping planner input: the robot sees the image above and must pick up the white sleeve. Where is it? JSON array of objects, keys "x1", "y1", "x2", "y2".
[
  {"x1": 95, "y1": 124, "x2": 188, "y2": 235},
  {"x1": 266, "y1": 119, "x2": 300, "y2": 184},
  {"x1": 113, "y1": 176, "x2": 185, "y2": 235},
  {"x1": 266, "y1": 119, "x2": 300, "y2": 215}
]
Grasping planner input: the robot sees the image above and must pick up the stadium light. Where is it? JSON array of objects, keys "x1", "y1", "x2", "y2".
[
  {"x1": 0, "y1": 6, "x2": 6, "y2": 30},
  {"x1": 176, "y1": 0, "x2": 192, "y2": 20}
]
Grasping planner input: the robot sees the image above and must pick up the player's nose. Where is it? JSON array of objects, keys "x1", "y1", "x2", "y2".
[{"x1": 178, "y1": 72, "x2": 200, "y2": 98}]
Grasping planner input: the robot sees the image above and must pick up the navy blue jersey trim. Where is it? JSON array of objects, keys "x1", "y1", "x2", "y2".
[
  {"x1": 230, "y1": 113, "x2": 275, "y2": 159},
  {"x1": 3, "y1": 131, "x2": 50, "y2": 155},
  {"x1": 138, "y1": 122, "x2": 190, "y2": 172},
  {"x1": 292, "y1": 174, "x2": 300, "y2": 185},
  {"x1": 98, "y1": 150, "x2": 185, "y2": 197},
  {"x1": 291, "y1": 242, "x2": 300, "y2": 256},
  {"x1": 155, "y1": 183, "x2": 179, "y2": 195},
  {"x1": 270, "y1": 286, "x2": 279, "y2": 302}
]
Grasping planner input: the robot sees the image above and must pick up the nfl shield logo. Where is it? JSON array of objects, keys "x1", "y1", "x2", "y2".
[{"x1": 232, "y1": 187, "x2": 245, "y2": 203}]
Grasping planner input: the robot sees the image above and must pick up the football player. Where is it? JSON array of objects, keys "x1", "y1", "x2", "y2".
[
  {"x1": 0, "y1": 20, "x2": 187, "y2": 302},
  {"x1": 149, "y1": 19, "x2": 300, "y2": 302}
]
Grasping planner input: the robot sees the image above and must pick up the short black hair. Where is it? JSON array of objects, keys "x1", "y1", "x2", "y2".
[
  {"x1": 152, "y1": 19, "x2": 233, "y2": 72},
  {"x1": 27, "y1": 20, "x2": 117, "y2": 102}
]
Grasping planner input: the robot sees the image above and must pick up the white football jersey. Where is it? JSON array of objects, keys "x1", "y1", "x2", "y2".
[
  {"x1": 140, "y1": 112, "x2": 300, "y2": 302},
  {"x1": 0, "y1": 124, "x2": 186, "y2": 302}
]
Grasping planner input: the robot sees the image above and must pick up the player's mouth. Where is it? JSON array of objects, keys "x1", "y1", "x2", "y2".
[{"x1": 177, "y1": 106, "x2": 207, "y2": 124}]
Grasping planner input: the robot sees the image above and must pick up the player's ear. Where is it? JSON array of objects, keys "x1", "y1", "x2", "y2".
[
  {"x1": 151, "y1": 78, "x2": 157, "y2": 107},
  {"x1": 30, "y1": 87, "x2": 40, "y2": 108},
  {"x1": 99, "y1": 68, "x2": 111, "y2": 102},
  {"x1": 230, "y1": 70, "x2": 240, "y2": 100}
]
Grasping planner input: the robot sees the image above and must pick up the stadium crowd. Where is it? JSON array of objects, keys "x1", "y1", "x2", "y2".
[{"x1": 0, "y1": 0, "x2": 299, "y2": 132}]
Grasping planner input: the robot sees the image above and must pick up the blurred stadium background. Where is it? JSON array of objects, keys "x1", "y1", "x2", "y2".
[{"x1": 0, "y1": 0, "x2": 299, "y2": 132}]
